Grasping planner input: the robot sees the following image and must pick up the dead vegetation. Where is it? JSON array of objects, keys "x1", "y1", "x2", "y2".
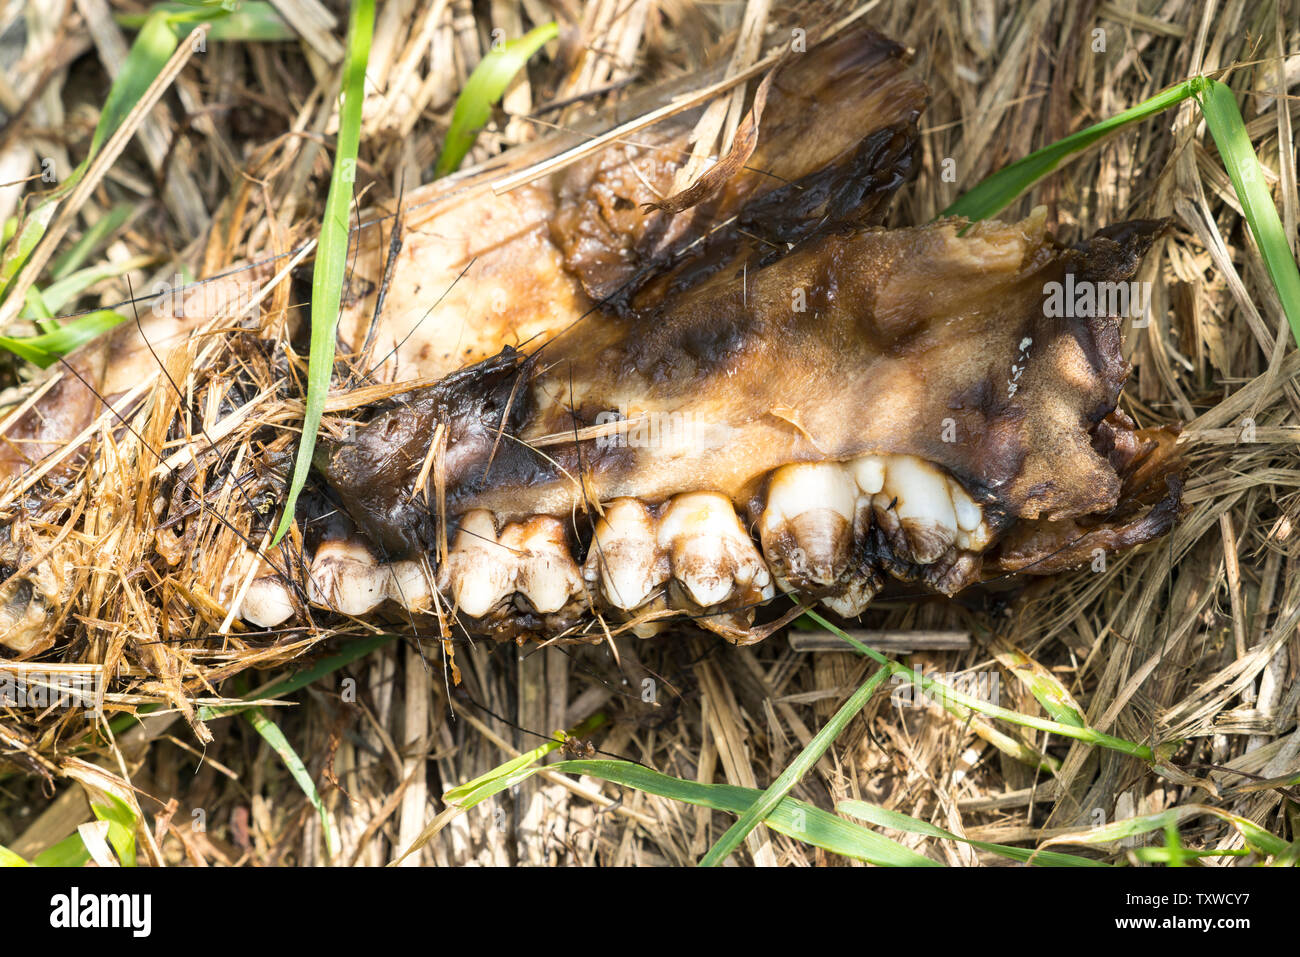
[{"x1": 0, "y1": 0, "x2": 1298, "y2": 865}]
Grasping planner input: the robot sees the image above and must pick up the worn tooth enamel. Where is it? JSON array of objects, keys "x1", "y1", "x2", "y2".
[
  {"x1": 308, "y1": 540, "x2": 394, "y2": 615},
  {"x1": 850, "y1": 455, "x2": 886, "y2": 495},
  {"x1": 818, "y1": 552, "x2": 882, "y2": 618},
  {"x1": 947, "y1": 477, "x2": 982, "y2": 531},
  {"x1": 876, "y1": 455, "x2": 958, "y2": 564},
  {"x1": 759, "y1": 463, "x2": 858, "y2": 587},
  {"x1": 583, "y1": 498, "x2": 668, "y2": 610},
  {"x1": 501, "y1": 516, "x2": 582, "y2": 614},
  {"x1": 387, "y1": 559, "x2": 434, "y2": 610},
  {"x1": 240, "y1": 577, "x2": 296, "y2": 627},
  {"x1": 440, "y1": 509, "x2": 516, "y2": 617},
  {"x1": 923, "y1": 550, "x2": 982, "y2": 595},
  {"x1": 658, "y1": 492, "x2": 769, "y2": 607}
]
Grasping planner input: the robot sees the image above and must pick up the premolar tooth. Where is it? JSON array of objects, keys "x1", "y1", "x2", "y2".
[
  {"x1": 308, "y1": 540, "x2": 393, "y2": 616},
  {"x1": 501, "y1": 516, "x2": 582, "y2": 614},
  {"x1": 820, "y1": 558, "x2": 882, "y2": 618},
  {"x1": 241, "y1": 577, "x2": 296, "y2": 627},
  {"x1": 947, "y1": 476, "x2": 993, "y2": 552},
  {"x1": 850, "y1": 455, "x2": 886, "y2": 495},
  {"x1": 583, "y1": 498, "x2": 668, "y2": 610},
  {"x1": 876, "y1": 455, "x2": 958, "y2": 564},
  {"x1": 387, "y1": 559, "x2": 434, "y2": 611},
  {"x1": 440, "y1": 510, "x2": 515, "y2": 617},
  {"x1": 658, "y1": 492, "x2": 770, "y2": 607},
  {"x1": 759, "y1": 463, "x2": 857, "y2": 587}
]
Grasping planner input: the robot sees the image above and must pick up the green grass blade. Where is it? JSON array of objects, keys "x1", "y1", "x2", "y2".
[
  {"x1": 0, "y1": 309, "x2": 128, "y2": 368},
  {"x1": 1196, "y1": 78, "x2": 1300, "y2": 346},
  {"x1": 434, "y1": 22, "x2": 558, "y2": 178},
  {"x1": 837, "y1": 799, "x2": 1106, "y2": 867},
  {"x1": 0, "y1": 8, "x2": 178, "y2": 313},
  {"x1": 803, "y1": 609, "x2": 1154, "y2": 761},
  {"x1": 550, "y1": 759, "x2": 940, "y2": 866},
  {"x1": 49, "y1": 202, "x2": 135, "y2": 281},
  {"x1": 992, "y1": 639, "x2": 1087, "y2": 728},
  {"x1": 941, "y1": 81, "x2": 1197, "y2": 222},
  {"x1": 244, "y1": 705, "x2": 337, "y2": 860},
  {"x1": 699, "y1": 664, "x2": 891, "y2": 866},
  {"x1": 442, "y1": 713, "x2": 607, "y2": 806},
  {"x1": 33, "y1": 254, "x2": 152, "y2": 316},
  {"x1": 118, "y1": 2, "x2": 294, "y2": 42},
  {"x1": 197, "y1": 632, "x2": 399, "y2": 723},
  {"x1": 91, "y1": 795, "x2": 138, "y2": 867},
  {"x1": 88, "y1": 11, "x2": 181, "y2": 160},
  {"x1": 272, "y1": 0, "x2": 375, "y2": 545},
  {"x1": 0, "y1": 844, "x2": 29, "y2": 866},
  {"x1": 102, "y1": 632, "x2": 401, "y2": 739},
  {"x1": 32, "y1": 832, "x2": 92, "y2": 867}
]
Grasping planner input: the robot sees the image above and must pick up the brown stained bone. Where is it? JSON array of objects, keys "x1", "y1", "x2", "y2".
[
  {"x1": 448, "y1": 210, "x2": 1175, "y2": 529},
  {"x1": 551, "y1": 27, "x2": 926, "y2": 309},
  {"x1": 320, "y1": 208, "x2": 1182, "y2": 640},
  {"x1": 308, "y1": 25, "x2": 1183, "y2": 642},
  {"x1": 330, "y1": 26, "x2": 926, "y2": 382},
  {"x1": 0, "y1": 273, "x2": 262, "y2": 489}
]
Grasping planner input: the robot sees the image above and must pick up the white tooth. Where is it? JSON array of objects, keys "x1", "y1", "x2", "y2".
[
  {"x1": 878, "y1": 455, "x2": 958, "y2": 564},
  {"x1": 442, "y1": 510, "x2": 515, "y2": 617},
  {"x1": 759, "y1": 463, "x2": 857, "y2": 586},
  {"x1": 502, "y1": 517, "x2": 581, "y2": 614},
  {"x1": 946, "y1": 477, "x2": 993, "y2": 552},
  {"x1": 658, "y1": 492, "x2": 769, "y2": 607},
  {"x1": 850, "y1": 455, "x2": 886, "y2": 495},
  {"x1": 947, "y1": 477, "x2": 983, "y2": 531},
  {"x1": 584, "y1": 498, "x2": 668, "y2": 610},
  {"x1": 387, "y1": 560, "x2": 434, "y2": 610},
  {"x1": 956, "y1": 523, "x2": 993, "y2": 552},
  {"x1": 308, "y1": 540, "x2": 393, "y2": 615},
  {"x1": 241, "y1": 577, "x2": 296, "y2": 627}
]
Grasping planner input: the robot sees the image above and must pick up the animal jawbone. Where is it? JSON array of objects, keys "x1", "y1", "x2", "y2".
[{"x1": 233, "y1": 208, "x2": 1182, "y2": 644}]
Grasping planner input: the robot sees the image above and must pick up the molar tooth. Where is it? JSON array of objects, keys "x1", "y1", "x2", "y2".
[
  {"x1": 501, "y1": 517, "x2": 582, "y2": 614},
  {"x1": 819, "y1": 560, "x2": 882, "y2": 618},
  {"x1": 877, "y1": 455, "x2": 958, "y2": 564},
  {"x1": 440, "y1": 510, "x2": 516, "y2": 617},
  {"x1": 583, "y1": 498, "x2": 668, "y2": 610},
  {"x1": 947, "y1": 477, "x2": 982, "y2": 531},
  {"x1": 759, "y1": 462, "x2": 857, "y2": 587},
  {"x1": 658, "y1": 492, "x2": 770, "y2": 608},
  {"x1": 241, "y1": 577, "x2": 296, "y2": 627},
  {"x1": 308, "y1": 540, "x2": 394, "y2": 616},
  {"x1": 945, "y1": 476, "x2": 994, "y2": 551},
  {"x1": 387, "y1": 559, "x2": 434, "y2": 611},
  {"x1": 850, "y1": 454, "x2": 886, "y2": 495}
]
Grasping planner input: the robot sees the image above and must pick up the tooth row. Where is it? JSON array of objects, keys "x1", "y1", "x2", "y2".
[
  {"x1": 234, "y1": 454, "x2": 990, "y2": 634},
  {"x1": 437, "y1": 512, "x2": 584, "y2": 618},
  {"x1": 580, "y1": 492, "x2": 775, "y2": 637},
  {"x1": 757, "y1": 454, "x2": 991, "y2": 610}
]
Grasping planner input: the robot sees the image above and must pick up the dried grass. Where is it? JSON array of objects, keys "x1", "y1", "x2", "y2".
[{"x1": 0, "y1": 0, "x2": 1297, "y2": 866}]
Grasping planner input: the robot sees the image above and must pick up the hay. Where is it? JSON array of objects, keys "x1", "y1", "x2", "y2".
[{"x1": 0, "y1": 0, "x2": 1297, "y2": 865}]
